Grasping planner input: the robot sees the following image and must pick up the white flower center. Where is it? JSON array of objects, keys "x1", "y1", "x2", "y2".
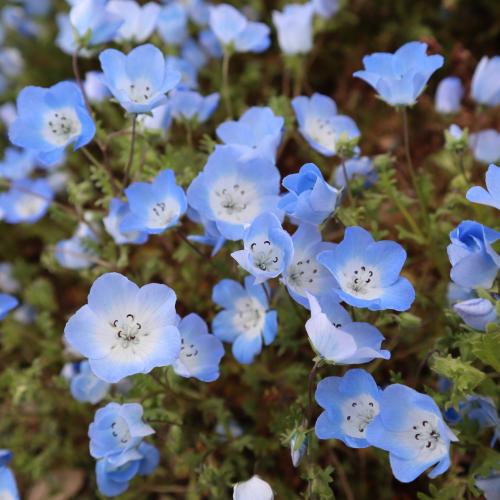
[
  {"x1": 126, "y1": 79, "x2": 155, "y2": 104},
  {"x1": 109, "y1": 313, "x2": 149, "y2": 350},
  {"x1": 338, "y1": 261, "x2": 381, "y2": 299},
  {"x1": 341, "y1": 394, "x2": 380, "y2": 438},
  {"x1": 16, "y1": 193, "x2": 46, "y2": 218},
  {"x1": 209, "y1": 180, "x2": 260, "y2": 224},
  {"x1": 305, "y1": 117, "x2": 336, "y2": 152},
  {"x1": 180, "y1": 337, "x2": 199, "y2": 359},
  {"x1": 110, "y1": 416, "x2": 131, "y2": 445},
  {"x1": 150, "y1": 201, "x2": 177, "y2": 227},
  {"x1": 412, "y1": 418, "x2": 442, "y2": 452},
  {"x1": 233, "y1": 297, "x2": 266, "y2": 333},
  {"x1": 287, "y1": 256, "x2": 320, "y2": 294},
  {"x1": 43, "y1": 107, "x2": 82, "y2": 146},
  {"x1": 249, "y1": 238, "x2": 283, "y2": 273}
]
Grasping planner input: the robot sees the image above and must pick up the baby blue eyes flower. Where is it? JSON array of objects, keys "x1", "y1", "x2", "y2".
[
  {"x1": 0, "y1": 450, "x2": 19, "y2": 500},
  {"x1": 186, "y1": 147, "x2": 282, "y2": 241},
  {"x1": 103, "y1": 198, "x2": 148, "y2": 245},
  {"x1": 333, "y1": 156, "x2": 377, "y2": 190},
  {"x1": 233, "y1": 475, "x2": 274, "y2": 500},
  {"x1": 453, "y1": 298, "x2": 497, "y2": 331},
  {"x1": 353, "y1": 41, "x2": 444, "y2": 106},
  {"x1": 0, "y1": 147, "x2": 36, "y2": 181},
  {"x1": 107, "y1": 0, "x2": 160, "y2": 43},
  {"x1": 315, "y1": 369, "x2": 381, "y2": 448},
  {"x1": 172, "y1": 313, "x2": 225, "y2": 382},
  {"x1": 169, "y1": 90, "x2": 220, "y2": 124},
  {"x1": 292, "y1": 93, "x2": 360, "y2": 157},
  {"x1": 166, "y1": 56, "x2": 198, "y2": 90},
  {"x1": 231, "y1": 213, "x2": 293, "y2": 284},
  {"x1": 366, "y1": 384, "x2": 458, "y2": 483},
  {"x1": 0, "y1": 293, "x2": 18, "y2": 320},
  {"x1": 312, "y1": 0, "x2": 340, "y2": 19},
  {"x1": 306, "y1": 293, "x2": 390, "y2": 364},
  {"x1": 447, "y1": 220, "x2": 500, "y2": 289},
  {"x1": 64, "y1": 272, "x2": 181, "y2": 383},
  {"x1": 157, "y1": 3, "x2": 188, "y2": 46},
  {"x1": 70, "y1": 360, "x2": 111, "y2": 404},
  {"x1": 475, "y1": 474, "x2": 500, "y2": 500},
  {"x1": 317, "y1": 226, "x2": 416, "y2": 311},
  {"x1": 272, "y1": 3, "x2": 314, "y2": 55},
  {"x1": 469, "y1": 129, "x2": 500, "y2": 164},
  {"x1": 83, "y1": 71, "x2": 111, "y2": 103},
  {"x1": 471, "y1": 56, "x2": 500, "y2": 107},
  {"x1": 121, "y1": 169, "x2": 187, "y2": 235},
  {"x1": 187, "y1": 208, "x2": 226, "y2": 256},
  {"x1": 216, "y1": 106, "x2": 284, "y2": 162},
  {"x1": 55, "y1": 221, "x2": 97, "y2": 269},
  {"x1": 212, "y1": 276, "x2": 277, "y2": 364},
  {"x1": 467, "y1": 164, "x2": 500, "y2": 210},
  {"x1": 100, "y1": 44, "x2": 181, "y2": 114},
  {"x1": 279, "y1": 163, "x2": 340, "y2": 225},
  {"x1": 434, "y1": 76, "x2": 463, "y2": 114},
  {"x1": 9, "y1": 82, "x2": 95, "y2": 166}
]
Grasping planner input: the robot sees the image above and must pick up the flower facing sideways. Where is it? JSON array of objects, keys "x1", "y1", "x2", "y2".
[
  {"x1": 233, "y1": 475, "x2": 274, "y2": 500},
  {"x1": 0, "y1": 293, "x2": 18, "y2": 320},
  {"x1": 466, "y1": 163, "x2": 500, "y2": 210},
  {"x1": 70, "y1": 360, "x2": 110, "y2": 404}
]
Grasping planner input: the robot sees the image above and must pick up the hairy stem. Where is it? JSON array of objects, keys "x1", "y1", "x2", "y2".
[
  {"x1": 124, "y1": 114, "x2": 138, "y2": 185},
  {"x1": 222, "y1": 50, "x2": 233, "y2": 118}
]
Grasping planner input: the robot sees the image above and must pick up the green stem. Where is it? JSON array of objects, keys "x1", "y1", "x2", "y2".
[
  {"x1": 124, "y1": 114, "x2": 138, "y2": 185},
  {"x1": 222, "y1": 50, "x2": 233, "y2": 118},
  {"x1": 340, "y1": 157, "x2": 353, "y2": 204},
  {"x1": 456, "y1": 151, "x2": 469, "y2": 183},
  {"x1": 72, "y1": 47, "x2": 92, "y2": 115}
]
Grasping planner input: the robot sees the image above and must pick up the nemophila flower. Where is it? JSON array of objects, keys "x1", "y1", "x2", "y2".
[
  {"x1": 138, "y1": 103, "x2": 172, "y2": 133},
  {"x1": 169, "y1": 89, "x2": 220, "y2": 124},
  {"x1": 290, "y1": 432, "x2": 307, "y2": 467},
  {"x1": 120, "y1": 169, "x2": 187, "y2": 235},
  {"x1": 0, "y1": 102, "x2": 17, "y2": 129},
  {"x1": 471, "y1": 56, "x2": 500, "y2": 107},
  {"x1": 212, "y1": 276, "x2": 277, "y2": 364},
  {"x1": 233, "y1": 475, "x2": 274, "y2": 500},
  {"x1": 453, "y1": 298, "x2": 497, "y2": 331},
  {"x1": 100, "y1": 44, "x2": 181, "y2": 114},
  {"x1": 292, "y1": 93, "x2": 360, "y2": 157},
  {"x1": 83, "y1": 71, "x2": 110, "y2": 103},
  {"x1": 0, "y1": 294, "x2": 18, "y2": 320},
  {"x1": 475, "y1": 473, "x2": 500, "y2": 500},
  {"x1": 216, "y1": 106, "x2": 284, "y2": 162},
  {"x1": 0, "y1": 47, "x2": 24, "y2": 79},
  {"x1": 279, "y1": 163, "x2": 340, "y2": 225},
  {"x1": 312, "y1": 0, "x2": 340, "y2": 19},
  {"x1": 282, "y1": 223, "x2": 337, "y2": 308},
  {"x1": 56, "y1": 14, "x2": 89, "y2": 57},
  {"x1": 0, "y1": 178, "x2": 54, "y2": 224},
  {"x1": 186, "y1": 147, "x2": 282, "y2": 241},
  {"x1": 446, "y1": 282, "x2": 474, "y2": 305},
  {"x1": 317, "y1": 226, "x2": 415, "y2": 311},
  {"x1": 107, "y1": 1, "x2": 160, "y2": 43},
  {"x1": 199, "y1": 28, "x2": 223, "y2": 58},
  {"x1": 466, "y1": 164, "x2": 500, "y2": 210},
  {"x1": 1, "y1": 6, "x2": 38, "y2": 38},
  {"x1": 64, "y1": 272, "x2": 181, "y2": 383},
  {"x1": 231, "y1": 213, "x2": 293, "y2": 284},
  {"x1": 447, "y1": 221, "x2": 500, "y2": 289},
  {"x1": 187, "y1": 208, "x2": 226, "y2": 256},
  {"x1": 215, "y1": 419, "x2": 243, "y2": 440},
  {"x1": 0, "y1": 263, "x2": 19, "y2": 294},
  {"x1": 209, "y1": 4, "x2": 270, "y2": 53},
  {"x1": 315, "y1": 369, "x2": 381, "y2": 448},
  {"x1": 70, "y1": 360, "x2": 110, "y2": 404},
  {"x1": 0, "y1": 450, "x2": 19, "y2": 500},
  {"x1": 272, "y1": 3, "x2": 314, "y2": 55},
  {"x1": 103, "y1": 198, "x2": 148, "y2": 245},
  {"x1": 0, "y1": 147, "x2": 36, "y2": 180},
  {"x1": 353, "y1": 41, "x2": 444, "y2": 106},
  {"x1": 469, "y1": 129, "x2": 500, "y2": 164},
  {"x1": 157, "y1": 3, "x2": 188, "y2": 46},
  {"x1": 181, "y1": 0, "x2": 210, "y2": 26},
  {"x1": 9, "y1": 82, "x2": 95, "y2": 166},
  {"x1": 55, "y1": 221, "x2": 97, "y2": 270},
  {"x1": 333, "y1": 156, "x2": 377, "y2": 190},
  {"x1": 182, "y1": 38, "x2": 208, "y2": 70},
  {"x1": 434, "y1": 76, "x2": 463, "y2": 114},
  {"x1": 172, "y1": 313, "x2": 225, "y2": 382},
  {"x1": 367, "y1": 386, "x2": 458, "y2": 483},
  {"x1": 166, "y1": 56, "x2": 198, "y2": 89},
  {"x1": 306, "y1": 293, "x2": 390, "y2": 364}
]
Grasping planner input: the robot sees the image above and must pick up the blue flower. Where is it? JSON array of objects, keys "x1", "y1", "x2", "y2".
[
  {"x1": 475, "y1": 474, "x2": 500, "y2": 500},
  {"x1": 107, "y1": 0, "x2": 160, "y2": 43},
  {"x1": 215, "y1": 106, "x2": 284, "y2": 162},
  {"x1": 70, "y1": 360, "x2": 111, "y2": 404},
  {"x1": 272, "y1": 3, "x2": 314, "y2": 55},
  {"x1": 353, "y1": 41, "x2": 444, "y2": 106},
  {"x1": 212, "y1": 276, "x2": 277, "y2": 364},
  {"x1": 312, "y1": 0, "x2": 340, "y2": 19},
  {"x1": 447, "y1": 221, "x2": 500, "y2": 289},
  {"x1": 83, "y1": 71, "x2": 111, "y2": 103},
  {"x1": 0, "y1": 178, "x2": 54, "y2": 224},
  {"x1": 435, "y1": 76, "x2": 463, "y2": 114},
  {"x1": 315, "y1": 369, "x2": 382, "y2": 448},
  {"x1": 466, "y1": 163, "x2": 500, "y2": 210},
  {"x1": 0, "y1": 293, "x2": 18, "y2": 320},
  {"x1": 157, "y1": 3, "x2": 188, "y2": 46},
  {"x1": 317, "y1": 226, "x2": 415, "y2": 311},
  {"x1": 233, "y1": 476, "x2": 274, "y2": 499},
  {"x1": 471, "y1": 56, "x2": 500, "y2": 107},
  {"x1": 366, "y1": 384, "x2": 458, "y2": 483},
  {"x1": 282, "y1": 223, "x2": 337, "y2": 308},
  {"x1": 292, "y1": 93, "x2": 360, "y2": 157},
  {"x1": 181, "y1": 38, "x2": 208, "y2": 70},
  {"x1": 187, "y1": 208, "x2": 226, "y2": 256},
  {"x1": 0, "y1": 450, "x2": 19, "y2": 500},
  {"x1": 333, "y1": 156, "x2": 377, "y2": 190},
  {"x1": 169, "y1": 89, "x2": 219, "y2": 124},
  {"x1": 55, "y1": 221, "x2": 97, "y2": 270},
  {"x1": 469, "y1": 129, "x2": 500, "y2": 164},
  {"x1": 279, "y1": 163, "x2": 340, "y2": 225},
  {"x1": 9, "y1": 82, "x2": 95, "y2": 166},
  {"x1": 306, "y1": 293, "x2": 390, "y2": 364},
  {"x1": 100, "y1": 44, "x2": 181, "y2": 114},
  {"x1": 454, "y1": 298, "x2": 497, "y2": 331},
  {"x1": 121, "y1": 169, "x2": 187, "y2": 235},
  {"x1": 0, "y1": 147, "x2": 36, "y2": 180},
  {"x1": 446, "y1": 282, "x2": 475, "y2": 305},
  {"x1": 103, "y1": 198, "x2": 148, "y2": 245},
  {"x1": 172, "y1": 313, "x2": 225, "y2": 382},
  {"x1": 186, "y1": 147, "x2": 282, "y2": 241},
  {"x1": 208, "y1": 4, "x2": 270, "y2": 53},
  {"x1": 231, "y1": 213, "x2": 293, "y2": 285},
  {"x1": 138, "y1": 103, "x2": 172, "y2": 133},
  {"x1": 64, "y1": 272, "x2": 181, "y2": 383},
  {"x1": 166, "y1": 56, "x2": 198, "y2": 89},
  {"x1": 0, "y1": 263, "x2": 19, "y2": 294},
  {"x1": 199, "y1": 28, "x2": 223, "y2": 58}
]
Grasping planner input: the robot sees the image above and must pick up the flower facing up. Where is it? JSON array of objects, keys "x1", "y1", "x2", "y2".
[
  {"x1": 157, "y1": 3, "x2": 188, "y2": 46},
  {"x1": 0, "y1": 293, "x2": 18, "y2": 320},
  {"x1": 366, "y1": 384, "x2": 458, "y2": 483},
  {"x1": 317, "y1": 226, "x2": 415, "y2": 311},
  {"x1": 282, "y1": 223, "x2": 337, "y2": 308},
  {"x1": 231, "y1": 213, "x2": 293, "y2": 284},
  {"x1": 99, "y1": 44, "x2": 181, "y2": 114},
  {"x1": 454, "y1": 298, "x2": 497, "y2": 331},
  {"x1": 215, "y1": 106, "x2": 284, "y2": 162},
  {"x1": 64, "y1": 272, "x2": 181, "y2": 383},
  {"x1": 447, "y1": 221, "x2": 500, "y2": 289},
  {"x1": 434, "y1": 76, "x2": 463, "y2": 114},
  {"x1": 272, "y1": 3, "x2": 314, "y2": 55},
  {"x1": 353, "y1": 41, "x2": 444, "y2": 106},
  {"x1": 333, "y1": 156, "x2": 378, "y2": 191},
  {"x1": 315, "y1": 369, "x2": 382, "y2": 448},
  {"x1": 0, "y1": 450, "x2": 19, "y2": 500},
  {"x1": 107, "y1": 0, "x2": 160, "y2": 43},
  {"x1": 168, "y1": 89, "x2": 220, "y2": 124},
  {"x1": 471, "y1": 56, "x2": 500, "y2": 107},
  {"x1": 120, "y1": 169, "x2": 187, "y2": 235},
  {"x1": 70, "y1": 360, "x2": 110, "y2": 404},
  {"x1": 292, "y1": 93, "x2": 360, "y2": 157},
  {"x1": 233, "y1": 475, "x2": 274, "y2": 500},
  {"x1": 209, "y1": 4, "x2": 270, "y2": 54},
  {"x1": 9, "y1": 82, "x2": 95, "y2": 165},
  {"x1": 279, "y1": 163, "x2": 340, "y2": 225},
  {"x1": 469, "y1": 130, "x2": 500, "y2": 164},
  {"x1": 173, "y1": 313, "x2": 225, "y2": 382},
  {"x1": 466, "y1": 164, "x2": 500, "y2": 210},
  {"x1": 212, "y1": 276, "x2": 277, "y2": 364},
  {"x1": 55, "y1": 221, "x2": 97, "y2": 270},
  {"x1": 186, "y1": 147, "x2": 282, "y2": 241},
  {"x1": 306, "y1": 293, "x2": 390, "y2": 364},
  {"x1": 103, "y1": 198, "x2": 148, "y2": 245}
]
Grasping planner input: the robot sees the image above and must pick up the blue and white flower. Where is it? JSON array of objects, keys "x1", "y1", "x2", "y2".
[
  {"x1": 333, "y1": 156, "x2": 377, "y2": 190},
  {"x1": 312, "y1": 0, "x2": 340, "y2": 19},
  {"x1": 0, "y1": 147, "x2": 36, "y2": 180},
  {"x1": 55, "y1": 221, "x2": 97, "y2": 270},
  {"x1": 103, "y1": 198, "x2": 148, "y2": 245},
  {"x1": 107, "y1": 0, "x2": 160, "y2": 43},
  {"x1": 0, "y1": 294, "x2": 18, "y2": 320},
  {"x1": 469, "y1": 129, "x2": 500, "y2": 164},
  {"x1": 453, "y1": 298, "x2": 497, "y2": 332},
  {"x1": 471, "y1": 56, "x2": 500, "y2": 107},
  {"x1": 157, "y1": 3, "x2": 188, "y2": 46},
  {"x1": 84, "y1": 71, "x2": 111, "y2": 103},
  {"x1": 187, "y1": 208, "x2": 226, "y2": 256},
  {"x1": 0, "y1": 450, "x2": 19, "y2": 500},
  {"x1": 70, "y1": 360, "x2": 111, "y2": 404},
  {"x1": 272, "y1": 3, "x2": 314, "y2": 55},
  {"x1": 466, "y1": 163, "x2": 500, "y2": 210},
  {"x1": 434, "y1": 76, "x2": 463, "y2": 114},
  {"x1": 169, "y1": 89, "x2": 219, "y2": 124},
  {"x1": 233, "y1": 475, "x2": 274, "y2": 500}
]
